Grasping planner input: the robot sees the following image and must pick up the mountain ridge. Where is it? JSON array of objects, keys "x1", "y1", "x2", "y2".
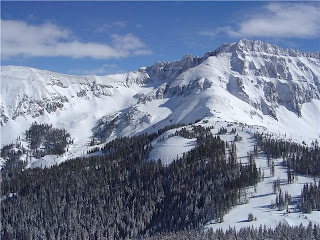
[
  {"x1": 1, "y1": 39, "x2": 320, "y2": 149},
  {"x1": 2, "y1": 39, "x2": 320, "y2": 239}
]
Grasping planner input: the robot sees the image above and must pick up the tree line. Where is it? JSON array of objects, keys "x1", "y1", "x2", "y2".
[
  {"x1": 144, "y1": 222, "x2": 320, "y2": 240},
  {"x1": 254, "y1": 133, "x2": 320, "y2": 176}
]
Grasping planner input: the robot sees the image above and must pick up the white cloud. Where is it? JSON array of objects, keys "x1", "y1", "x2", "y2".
[
  {"x1": 1, "y1": 19, "x2": 151, "y2": 59},
  {"x1": 111, "y1": 33, "x2": 144, "y2": 50},
  {"x1": 200, "y1": 3, "x2": 320, "y2": 39}
]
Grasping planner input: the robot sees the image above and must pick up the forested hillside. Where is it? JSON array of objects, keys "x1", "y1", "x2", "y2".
[{"x1": 1, "y1": 125, "x2": 259, "y2": 239}]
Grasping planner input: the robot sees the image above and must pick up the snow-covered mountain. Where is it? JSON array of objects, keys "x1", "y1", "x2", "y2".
[
  {"x1": 2, "y1": 39, "x2": 320, "y2": 233},
  {"x1": 1, "y1": 39, "x2": 320, "y2": 150}
]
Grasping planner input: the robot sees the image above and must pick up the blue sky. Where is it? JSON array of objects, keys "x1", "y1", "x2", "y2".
[{"x1": 1, "y1": 1, "x2": 319, "y2": 75}]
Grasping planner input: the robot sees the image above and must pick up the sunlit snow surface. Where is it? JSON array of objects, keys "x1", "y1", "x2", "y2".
[
  {"x1": 148, "y1": 128, "x2": 197, "y2": 165},
  {"x1": 1, "y1": 39, "x2": 320, "y2": 230},
  {"x1": 202, "y1": 124, "x2": 320, "y2": 231}
]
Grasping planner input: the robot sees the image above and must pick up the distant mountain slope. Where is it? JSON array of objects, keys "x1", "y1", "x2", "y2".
[{"x1": 1, "y1": 39, "x2": 320, "y2": 150}]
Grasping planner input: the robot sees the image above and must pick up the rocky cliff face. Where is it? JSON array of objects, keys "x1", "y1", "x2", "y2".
[{"x1": 220, "y1": 39, "x2": 320, "y2": 118}]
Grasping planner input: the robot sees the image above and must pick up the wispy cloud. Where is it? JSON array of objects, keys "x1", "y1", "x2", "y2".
[
  {"x1": 200, "y1": 3, "x2": 319, "y2": 39},
  {"x1": 1, "y1": 19, "x2": 151, "y2": 59},
  {"x1": 96, "y1": 21, "x2": 127, "y2": 32},
  {"x1": 69, "y1": 64, "x2": 125, "y2": 76}
]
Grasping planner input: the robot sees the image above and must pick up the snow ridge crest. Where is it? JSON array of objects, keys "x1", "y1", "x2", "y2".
[{"x1": 212, "y1": 39, "x2": 320, "y2": 59}]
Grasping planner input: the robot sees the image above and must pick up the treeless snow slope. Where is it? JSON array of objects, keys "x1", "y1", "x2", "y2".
[{"x1": 148, "y1": 136, "x2": 197, "y2": 165}]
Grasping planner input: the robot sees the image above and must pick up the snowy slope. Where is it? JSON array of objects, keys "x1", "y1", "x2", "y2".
[
  {"x1": 1, "y1": 66, "x2": 149, "y2": 147},
  {"x1": 148, "y1": 136, "x2": 197, "y2": 165},
  {"x1": 1, "y1": 39, "x2": 320, "y2": 165},
  {"x1": 147, "y1": 127, "x2": 197, "y2": 165},
  {"x1": 1, "y1": 39, "x2": 320, "y2": 231},
  {"x1": 203, "y1": 124, "x2": 320, "y2": 231},
  {"x1": 91, "y1": 39, "x2": 320, "y2": 144}
]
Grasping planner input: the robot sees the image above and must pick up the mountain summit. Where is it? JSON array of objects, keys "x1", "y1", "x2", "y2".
[{"x1": 1, "y1": 39, "x2": 320, "y2": 147}]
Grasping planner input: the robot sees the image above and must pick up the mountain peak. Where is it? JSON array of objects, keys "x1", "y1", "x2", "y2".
[
  {"x1": 212, "y1": 39, "x2": 320, "y2": 59},
  {"x1": 145, "y1": 39, "x2": 319, "y2": 83}
]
